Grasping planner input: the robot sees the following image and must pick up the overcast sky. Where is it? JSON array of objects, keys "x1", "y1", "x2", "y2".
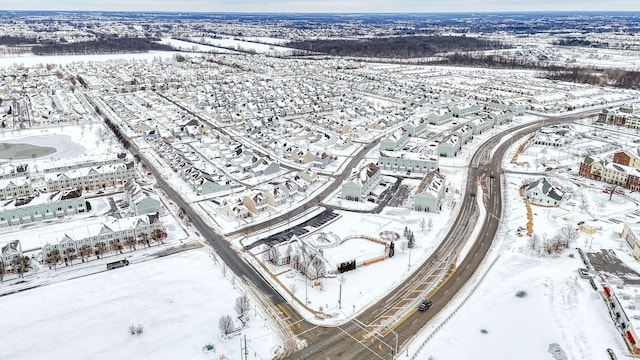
[{"x1": 1, "y1": 0, "x2": 638, "y2": 12}]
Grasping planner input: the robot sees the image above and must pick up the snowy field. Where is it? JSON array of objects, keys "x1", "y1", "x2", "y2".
[
  {"x1": 158, "y1": 38, "x2": 239, "y2": 54},
  {"x1": 189, "y1": 37, "x2": 303, "y2": 56},
  {"x1": 407, "y1": 138, "x2": 640, "y2": 359},
  {"x1": 0, "y1": 249, "x2": 279, "y2": 360}
]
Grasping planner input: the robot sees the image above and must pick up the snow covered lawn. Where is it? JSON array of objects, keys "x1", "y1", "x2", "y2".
[
  {"x1": 0, "y1": 249, "x2": 279, "y2": 360},
  {"x1": 424, "y1": 250, "x2": 627, "y2": 360}
]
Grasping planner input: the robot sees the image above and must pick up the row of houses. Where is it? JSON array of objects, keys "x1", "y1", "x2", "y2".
[
  {"x1": 218, "y1": 170, "x2": 318, "y2": 219},
  {"x1": 0, "y1": 188, "x2": 87, "y2": 228},
  {"x1": 579, "y1": 148, "x2": 640, "y2": 192},
  {"x1": 40, "y1": 213, "x2": 164, "y2": 262},
  {"x1": 0, "y1": 155, "x2": 136, "y2": 201},
  {"x1": 598, "y1": 105, "x2": 640, "y2": 129}
]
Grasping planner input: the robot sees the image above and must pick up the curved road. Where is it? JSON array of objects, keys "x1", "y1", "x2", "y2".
[
  {"x1": 94, "y1": 85, "x2": 601, "y2": 360},
  {"x1": 284, "y1": 111, "x2": 599, "y2": 359}
]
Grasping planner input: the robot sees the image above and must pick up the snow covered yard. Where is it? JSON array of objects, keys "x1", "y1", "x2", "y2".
[
  {"x1": 424, "y1": 249, "x2": 627, "y2": 360},
  {"x1": 0, "y1": 249, "x2": 279, "y2": 360}
]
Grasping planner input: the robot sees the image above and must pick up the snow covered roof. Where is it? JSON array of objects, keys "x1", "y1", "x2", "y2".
[{"x1": 525, "y1": 177, "x2": 564, "y2": 201}]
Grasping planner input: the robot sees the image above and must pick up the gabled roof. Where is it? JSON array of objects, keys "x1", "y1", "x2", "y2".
[{"x1": 526, "y1": 177, "x2": 563, "y2": 201}]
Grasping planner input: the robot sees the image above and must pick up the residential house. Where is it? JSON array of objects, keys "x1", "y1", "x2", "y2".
[
  {"x1": 1, "y1": 240, "x2": 22, "y2": 266},
  {"x1": 243, "y1": 192, "x2": 269, "y2": 214},
  {"x1": 380, "y1": 129, "x2": 409, "y2": 151},
  {"x1": 403, "y1": 116, "x2": 429, "y2": 136},
  {"x1": 379, "y1": 151, "x2": 439, "y2": 174},
  {"x1": 523, "y1": 177, "x2": 563, "y2": 206},
  {"x1": 450, "y1": 102, "x2": 483, "y2": 117},
  {"x1": 123, "y1": 179, "x2": 162, "y2": 216},
  {"x1": 613, "y1": 148, "x2": 640, "y2": 169},
  {"x1": 219, "y1": 197, "x2": 251, "y2": 219},
  {"x1": 414, "y1": 171, "x2": 446, "y2": 212},
  {"x1": 0, "y1": 188, "x2": 87, "y2": 228},
  {"x1": 41, "y1": 213, "x2": 164, "y2": 261},
  {"x1": 438, "y1": 135, "x2": 461, "y2": 157},
  {"x1": 341, "y1": 163, "x2": 381, "y2": 202}
]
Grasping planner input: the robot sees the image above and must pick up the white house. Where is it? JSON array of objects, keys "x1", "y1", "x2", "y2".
[{"x1": 523, "y1": 177, "x2": 564, "y2": 206}]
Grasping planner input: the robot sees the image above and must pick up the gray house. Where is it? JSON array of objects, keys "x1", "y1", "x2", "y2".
[
  {"x1": 414, "y1": 171, "x2": 446, "y2": 212},
  {"x1": 380, "y1": 129, "x2": 409, "y2": 151},
  {"x1": 379, "y1": 151, "x2": 439, "y2": 174},
  {"x1": 438, "y1": 135, "x2": 461, "y2": 157},
  {"x1": 124, "y1": 179, "x2": 162, "y2": 216},
  {"x1": 342, "y1": 163, "x2": 381, "y2": 201},
  {"x1": 0, "y1": 189, "x2": 86, "y2": 228},
  {"x1": 41, "y1": 212, "x2": 164, "y2": 261},
  {"x1": 524, "y1": 177, "x2": 564, "y2": 206}
]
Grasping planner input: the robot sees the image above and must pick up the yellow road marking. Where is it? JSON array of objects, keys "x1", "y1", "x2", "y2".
[{"x1": 277, "y1": 304, "x2": 290, "y2": 319}]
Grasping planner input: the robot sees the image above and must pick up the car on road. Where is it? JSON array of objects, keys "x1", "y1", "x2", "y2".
[
  {"x1": 577, "y1": 268, "x2": 592, "y2": 279},
  {"x1": 418, "y1": 299, "x2": 433, "y2": 311}
]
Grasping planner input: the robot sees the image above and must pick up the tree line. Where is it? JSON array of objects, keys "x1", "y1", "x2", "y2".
[
  {"x1": 287, "y1": 36, "x2": 505, "y2": 58},
  {"x1": 32, "y1": 37, "x2": 175, "y2": 56},
  {"x1": 438, "y1": 53, "x2": 640, "y2": 90}
]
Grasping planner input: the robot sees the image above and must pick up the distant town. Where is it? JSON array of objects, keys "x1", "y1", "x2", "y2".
[{"x1": 1, "y1": 10, "x2": 640, "y2": 360}]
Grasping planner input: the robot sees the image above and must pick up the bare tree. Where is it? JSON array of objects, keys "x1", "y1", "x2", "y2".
[
  {"x1": 542, "y1": 239, "x2": 554, "y2": 255},
  {"x1": 45, "y1": 249, "x2": 62, "y2": 269},
  {"x1": 63, "y1": 246, "x2": 77, "y2": 266},
  {"x1": 427, "y1": 219, "x2": 433, "y2": 232},
  {"x1": 78, "y1": 244, "x2": 92, "y2": 263},
  {"x1": 218, "y1": 315, "x2": 235, "y2": 336},
  {"x1": 11, "y1": 256, "x2": 30, "y2": 278},
  {"x1": 124, "y1": 236, "x2": 137, "y2": 252},
  {"x1": 137, "y1": 233, "x2": 150, "y2": 248},
  {"x1": 94, "y1": 241, "x2": 107, "y2": 259},
  {"x1": 527, "y1": 234, "x2": 540, "y2": 251},
  {"x1": 109, "y1": 239, "x2": 123, "y2": 255},
  {"x1": 419, "y1": 218, "x2": 426, "y2": 232},
  {"x1": 310, "y1": 255, "x2": 325, "y2": 280},
  {"x1": 234, "y1": 295, "x2": 251, "y2": 326},
  {"x1": 0, "y1": 260, "x2": 5, "y2": 282},
  {"x1": 151, "y1": 229, "x2": 167, "y2": 246},
  {"x1": 558, "y1": 225, "x2": 578, "y2": 248},
  {"x1": 607, "y1": 185, "x2": 619, "y2": 201}
]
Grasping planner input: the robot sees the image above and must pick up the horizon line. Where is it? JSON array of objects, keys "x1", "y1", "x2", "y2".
[{"x1": 1, "y1": 9, "x2": 639, "y2": 14}]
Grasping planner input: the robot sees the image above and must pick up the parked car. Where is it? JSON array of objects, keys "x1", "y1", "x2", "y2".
[
  {"x1": 607, "y1": 348, "x2": 617, "y2": 360},
  {"x1": 418, "y1": 299, "x2": 433, "y2": 311},
  {"x1": 578, "y1": 268, "x2": 592, "y2": 279}
]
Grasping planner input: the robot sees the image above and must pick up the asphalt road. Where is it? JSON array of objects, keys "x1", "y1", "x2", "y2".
[
  {"x1": 95, "y1": 85, "x2": 601, "y2": 360},
  {"x1": 284, "y1": 111, "x2": 601, "y2": 359}
]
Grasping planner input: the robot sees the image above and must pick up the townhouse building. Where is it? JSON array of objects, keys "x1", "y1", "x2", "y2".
[
  {"x1": 0, "y1": 188, "x2": 86, "y2": 228},
  {"x1": 414, "y1": 171, "x2": 446, "y2": 212},
  {"x1": 379, "y1": 151, "x2": 439, "y2": 174},
  {"x1": 341, "y1": 163, "x2": 381, "y2": 202},
  {"x1": 41, "y1": 213, "x2": 164, "y2": 261}
]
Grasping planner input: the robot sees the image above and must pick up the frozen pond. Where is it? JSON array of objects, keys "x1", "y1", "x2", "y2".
[
  {"x1": 0, "y1": 142, "x2": 56, "y2": 159},
  {"x1": 0, "y1": 134, "x2": 85, "y2": 160}
]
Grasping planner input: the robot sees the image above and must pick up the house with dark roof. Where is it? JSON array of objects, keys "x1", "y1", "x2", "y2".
[{"x1": 524, "y1": 177, "x2": 564, "y2": 206}]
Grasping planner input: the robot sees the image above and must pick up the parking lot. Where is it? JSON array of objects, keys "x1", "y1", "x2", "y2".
[
  {"x1": 587, "y1": 249, "x2": 640, "y2": 285},
  {"x1": 244, "y1": 209, "x2": 339, "y2": 250}
]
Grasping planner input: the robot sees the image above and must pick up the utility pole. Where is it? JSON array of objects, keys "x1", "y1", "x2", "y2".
[{"x1": 338, "y1": 275, "x2": 345, "y2": 309}]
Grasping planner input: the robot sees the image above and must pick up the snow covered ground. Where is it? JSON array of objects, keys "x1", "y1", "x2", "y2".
[
  {"x1": 405, "y1": 136, "x2": 640, "y2": 360},
  {"x1": 0, "y1": 249, "x2": 279, "y2": 360}
]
